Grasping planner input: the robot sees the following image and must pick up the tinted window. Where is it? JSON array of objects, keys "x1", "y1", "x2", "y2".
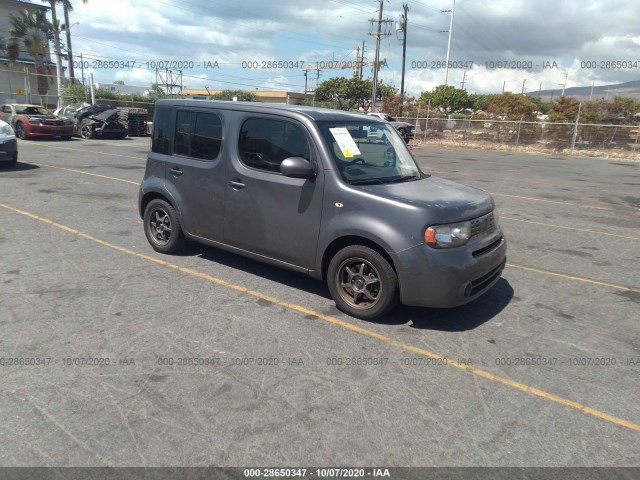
[
  {"x1": 151, "y1": 107, "x2": 172, "y2": 154},
  {"x1": 174, "y1": 111, "x2": 222, "y2": 160},
  {"x1": 238, "y1": 118, "x2": 310, "y2": 173}
]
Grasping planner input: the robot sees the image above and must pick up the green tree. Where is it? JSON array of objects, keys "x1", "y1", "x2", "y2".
[
  {"x1": 485, "y1": 92, "x2": 538, "y2": 120},
  {"x1": 7, "y1": 10, "x2": 55, "y2": 97},
  {"x1": 314, "y1": 76, "x2": 397, "y2": 111},
  {"x1": 418, "y1": 85, "x2": 470, "y2": 114},
  {"x1": 468, "y1": 93, "x2": 492, "y2": 112},
  {"x1": 211, "y1": 90, "x2": 258, "y2": 101},
  {"x1": 548, "y1": 96, "x2": 581, "y2": 122},
  {"x1": 60, "y1": 81, "x2": 86, "y2": 103}
]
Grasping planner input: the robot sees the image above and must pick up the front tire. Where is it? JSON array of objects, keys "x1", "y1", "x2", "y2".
[
  {"x1": 327, "y1": 245, "x2": 399, "y2": 320},
  {"x1": 80, "y1": 119, "x2": 94, "y2": 139},
  {"x1": 15, "y1": 122, "x2": 26, "y2": 140},
  {"x1": 143, "y1": 199, "x2": 186, "y2": 254}
]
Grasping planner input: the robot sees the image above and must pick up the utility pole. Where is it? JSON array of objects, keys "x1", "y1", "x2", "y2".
[
  {"x1": 589, "y1": 80, "x2": 594, "y2": 100},
  {"x1": 304, "y1": 70, "x2": 308, "y2": 94},
  {"x1": 502, "y1": 80, "x2": 506, "y2": 93},
  {"x1": 399, "y1": 3, "x2": 409, "y2": 97},
  {"x1": 442, "y1": 0, "x2": 455, "y2": 86},
  {"x1": 521, "y1": 78, "x2": 527, "y2": 94},
  {"x1": 460, "y1": 70, "x2": 467, "y2": 90},
  {"x1": 561, "y1": 71, "x2": 568, "y2": 96},
  {"x1": 360, "y1": 41, "x2": 365, "y2": 79},
  {"x1": 48, "y1": 1, "x2": 65, "y2": 107},
  {"x1": 368, "y1": 0, "x2": 393, "y2": 112}
]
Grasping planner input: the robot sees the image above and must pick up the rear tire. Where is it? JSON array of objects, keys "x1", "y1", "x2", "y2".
[
  {"x1": 143, "y1": 199, "x2": 186, "y2": 254},
  {"x1": 327, "y1": 245, "x2": 399, "y2": 320}
]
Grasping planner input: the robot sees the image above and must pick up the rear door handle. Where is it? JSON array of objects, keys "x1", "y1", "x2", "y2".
[
  {"x1": 169, "y1": 166, "x2": 183, "y2": 177},
  {"x1": 228, "y1": 180, "x2": 246, "y2": 190}
]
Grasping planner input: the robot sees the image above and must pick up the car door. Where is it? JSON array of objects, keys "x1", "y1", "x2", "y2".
[
  {"x1": 164, "y1": 108, "x2": 226, "y2": 242},
  {"x1": 223, "y1": 113, "x2": 324, "y2": 271}
]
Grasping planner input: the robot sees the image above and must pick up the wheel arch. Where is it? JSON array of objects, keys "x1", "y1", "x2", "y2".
[
  {"x1": 140, "y1": 190, "x2": 178, "y2": 219},
  {"x1": 321, "y1": 235, "x2": 397, "y2": 282}
]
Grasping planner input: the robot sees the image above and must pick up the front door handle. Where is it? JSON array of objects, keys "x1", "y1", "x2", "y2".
[
  {"x1": 228, "y1": 180, "x2": 246, "y2": 190},
  {"x1": 169, "y1": 166, "x2": 183, "y2": 177}
]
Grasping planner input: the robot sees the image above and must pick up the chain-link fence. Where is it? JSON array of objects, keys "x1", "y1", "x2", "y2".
[{"x1": 397, "y1": 116, "x2": 640, "y2": 158}]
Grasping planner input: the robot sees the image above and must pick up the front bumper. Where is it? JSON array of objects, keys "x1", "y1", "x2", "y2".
[
  {"x1": 394, "y1": 230, "x2": 507, "y2": 308},
  {"x1": 25, "y1": 125, "x2": 74, "y2": 137},
  {"x1": 0, "y1": 139, "x2": 18, "y2": 160}
]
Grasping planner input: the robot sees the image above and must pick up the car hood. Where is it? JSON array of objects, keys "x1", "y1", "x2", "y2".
[
  {"x1": 21, "y1": 114, "x2": 58, "y2": 121},
  {"x1": 359, "y1": 175, "x2": 494, "y2": 222},
  {"x1": 91, "y1": 109, "x2": 119, "y2": 121}
]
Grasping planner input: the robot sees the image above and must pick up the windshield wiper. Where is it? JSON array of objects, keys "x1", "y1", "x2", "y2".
[
  {"x1": 386, "y1": 174, "x2": 421, "y2": 183},
  {"x1": 348, "y1": 178, "x2": 386, "y2": 185}
]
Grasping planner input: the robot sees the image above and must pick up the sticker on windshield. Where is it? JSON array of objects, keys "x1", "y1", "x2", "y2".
[{"x1": 329, "y1": 127, "x2": 362, "y2": 158}]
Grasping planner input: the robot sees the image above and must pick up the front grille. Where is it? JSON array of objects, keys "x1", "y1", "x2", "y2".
[
  {"x1": 472, "y1": 237, "x2": 504, "y2": 257},
  {"x1": 467, "y1": 260, "x2": 505, "y2": 297},
  {"x1": 41, "y1": 119, "x2": 65, "y2": 126},
  {"x1": 470, "y1": 211, "x2": 496, "y2": 239}
]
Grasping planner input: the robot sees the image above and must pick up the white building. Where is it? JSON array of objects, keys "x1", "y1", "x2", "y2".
[
  {"x1": 0, "y1": 0, "x2": 59, "y2": 107},
  {"x1": 94, "y1": 83, "x2": 156, "y2": 97}
]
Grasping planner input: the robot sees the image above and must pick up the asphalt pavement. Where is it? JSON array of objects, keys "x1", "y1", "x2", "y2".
[{"x1": 0, "y1": 138, "x2": 638, "y2": 468}]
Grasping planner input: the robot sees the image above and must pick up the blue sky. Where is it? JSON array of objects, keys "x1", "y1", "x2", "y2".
[{"x1": 45, "y1": 0, "x2": 640, "y2": 95}]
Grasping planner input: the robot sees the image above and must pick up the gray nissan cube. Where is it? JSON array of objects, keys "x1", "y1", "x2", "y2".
[{"x1": 139, "y1": 100, "x2": 506, "y2": 320}]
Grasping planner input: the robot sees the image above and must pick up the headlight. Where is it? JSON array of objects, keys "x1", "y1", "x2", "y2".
[{"x1": 424, "y1": 221, "x2": 471, "y2": 248}]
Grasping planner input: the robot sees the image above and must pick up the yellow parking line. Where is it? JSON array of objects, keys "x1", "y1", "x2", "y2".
[
  {"x1": 1, "y1": 201, "x2": 639, "y2": 433},
  {"x1": 506, "y1": 262, "x2": 640, "y2": 293},
  {"x1": 491, "y1": 192, "x2": 612, "y2": 211},
  {"x1": 26, "y1": 162, "x2": 139, "y2": 185},
  {"x1": 502, "y1": 216, "x2": 640, "y2": 241}
]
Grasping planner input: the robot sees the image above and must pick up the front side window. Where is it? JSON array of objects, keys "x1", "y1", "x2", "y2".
[
  {"x1": 318, "y1": 121, "x2": 423, "y2": 185},
  {"x1": 238, "y1": 117, "x2": 310, "y2": 173},
  {"x1": 174, "y1": 110, "x2": 222, "y2": 160}
]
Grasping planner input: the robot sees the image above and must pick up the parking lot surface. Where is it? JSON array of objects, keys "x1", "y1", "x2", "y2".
[{"x1": 0, "y1": 138, "x2": 639, "y2": 467}]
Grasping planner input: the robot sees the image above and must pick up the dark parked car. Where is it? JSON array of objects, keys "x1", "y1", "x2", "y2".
[
  {"x1": 139, "y1": 100, "x2": 506, "y2": 320},
  {"x1": 367, "y1": 112, "x2": 415, "y2": 143},
  {"x1": 55, "y1": 103, "x2": 128, "y2": 139},
  {"x1": 0, "y1": 120, "x2": 18, "y2": 168},
  {"x1": 0, "y1": 104, "x2": 74, "y2": 140}
]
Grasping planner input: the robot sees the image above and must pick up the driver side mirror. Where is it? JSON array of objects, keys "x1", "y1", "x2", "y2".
[{"x1": 280, "y1": 157, "x2": 316, "y2": 179}]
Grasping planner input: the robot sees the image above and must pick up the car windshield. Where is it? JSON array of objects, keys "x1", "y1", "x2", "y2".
[
  {"x1": 318, "y1": 121, "x2": 423, "y2": 185},
  {"x1": 16, "y1": 106, "x2": 50, "y2": 115}
]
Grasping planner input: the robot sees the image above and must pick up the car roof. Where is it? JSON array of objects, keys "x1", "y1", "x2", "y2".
[
  {"x1": 8, "y1": 104, "x2": 47, "y2": 108},
  {"x1": 155, "y1": 99, "x2": 386, "y2": 123}
]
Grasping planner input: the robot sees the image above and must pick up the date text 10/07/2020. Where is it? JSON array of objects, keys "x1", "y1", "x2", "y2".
[{"x1": 71, "y1": 59, "x2": 640, "y2": 71}]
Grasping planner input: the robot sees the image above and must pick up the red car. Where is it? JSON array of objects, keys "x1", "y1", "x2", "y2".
[{"x1": 0, "y1": 104, "x2": 74, "y2": 140}]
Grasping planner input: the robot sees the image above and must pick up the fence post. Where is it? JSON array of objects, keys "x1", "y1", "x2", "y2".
[
  {"x1": 466, "y1": 116, "x2": 472, "y2": 142},
  {"x1": 414, "y1": 104, "x2": 420, "y2": 145},
  {"x1": 515, "y1": 115, "x2": 524, "y2": 146},
  {"x1": 570, "y1": 101, "x2": 582, "y2": 154},
  {"x1": 423, "y1": 99, "x2": 430, "y2": 143}
]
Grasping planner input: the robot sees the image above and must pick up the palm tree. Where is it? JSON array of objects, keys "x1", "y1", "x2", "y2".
[
  {"x1": 61, "y1": 0, "x2": 88, "y2": 83},
  {"x1": 7, "y1": 10, "x2": 55, "y2": 99}
]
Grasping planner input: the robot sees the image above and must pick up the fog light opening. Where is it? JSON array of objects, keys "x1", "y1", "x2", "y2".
[{"x1": 463, "y1": 282, "x2": 472, "y2": 298}]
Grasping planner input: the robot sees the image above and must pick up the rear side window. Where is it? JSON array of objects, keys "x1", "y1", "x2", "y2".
[
  {"x1": 151, "y1": 107, "x2": 172, "y2": 154},
  {"x1": 174, "y1": 111, "x2": 222, "y2": 160},
  {"x1": 238, "y1": 117, "x2": 310, "y2": 173}
]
